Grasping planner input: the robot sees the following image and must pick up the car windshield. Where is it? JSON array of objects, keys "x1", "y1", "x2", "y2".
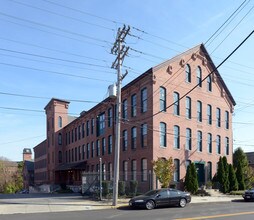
[{"x1": 144, "y1": 190, "x2": 160, "y2": 196}]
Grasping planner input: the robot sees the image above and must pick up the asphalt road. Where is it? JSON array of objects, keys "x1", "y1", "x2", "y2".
[{"x1": 1, "y1": 200, "x2": 254, "y2": 220}]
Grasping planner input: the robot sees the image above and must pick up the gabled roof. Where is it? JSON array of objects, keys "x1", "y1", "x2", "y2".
[{"x1": 152, "y1": 44, "x2": 236, "y2": 106}]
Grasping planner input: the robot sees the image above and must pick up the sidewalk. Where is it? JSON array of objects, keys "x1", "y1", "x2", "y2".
[{"x1": 0, "y1": 194, "x2": 243, "y2": 215}]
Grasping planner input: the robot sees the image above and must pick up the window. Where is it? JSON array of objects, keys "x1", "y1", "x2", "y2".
[
  {"x1": 102, "y1": 138, "x2": 106, "y2": 155},
  {"x1": 131, "y1": 94, "x2": 137, "y2": 117},
  {"x1": 78, "y1": 125, "x2": 81, "y2": 140},
  {"x1": 58, "y1": 151, "x2": 62, "y2": 163},
  {"x1": 58, "y1": 133, "x2": 62, "y2": 145},
  {"x1": 141, "y1": 88, "x2": 147, "y2": 113},
  {"x1": 174, "y1": 125, "x2": 180, "y2": 149},
  {"x1": 131, "y1": 127, "x2": 137, "y2": 149},
  {"x1": 86, "y1": 121, "x2": 90, "y2": 136},
  {"x1": 122, "y1": 99, "x2": 128, "y2": 120},
  {"x1": 75, "y1": 147, "x2": 77, "y2": 161},
  {"x1": 82, "y1": 144, "x2": 85, "y2": 160},
  {"x1": 160, "y1": 122, "x2": 166, "y2": 147},
  {"x1": 97, "y1": 113, "x2": 105, "y2": 136},
  {"x1": 207, "y1": 133, "x2": 212, "y2": 153},
  {"x1": 68, "y1": 149, "x2": 71, "y2": 162},
  {"x1": 131, "y1": 160, "x2": 137, "y2": 181},
  {"x1": 173, "y1": 92, "x2": 180, "y2": 116},
  {"x1": 160, "y1": 87, "x2": 166, "y2": 112},
  {"x1": 82, "y1": 123, "x2": 85, "y2": 138},
  {"x1": 86, "y1": 143, "x2": 90, "y2": 159},
  {"x1": 216, "y1": 135, "x2": 221, "y2": 154},
  {"x1": 123, "y1": 161, "x2": 128, "y2": 181},
  {"x1": 197, "y1": 101, "x2": 202, "y2": 122},
  {"x1": 207, "y1": 104, "x2": 212, "y2": 125},
  {"x1": 123, "y1": 130, "x2": 128, "y2": 151},
  {"x1": 108, "y1": 163, "x2": 113, "y2": 180},
  {"x1": 78, "y1": 146, "x2": 81, "y2": 160},
  {"x1": 207, "y1": 75, "x2": 212, "y2": 91},
  {"x1": 186, "y1": 128, "x2": 192, "y2": 150},
  {"x1": 108, "y1": 108, "x2": 113, "y2": 127},
  {"x1": 207, "y1": 162, "x2": 212, "y2": 181},
  {"x1": 65, "y1": 151, "x2": 68, "y2": 163},
  {"x1": 71, "y1": 149, "x2": 74, "y2": 162},
  {"x1": 225, "y1": 137, "x2": 229, "y2": 155},
  {"x1": 71, "y1": 129, "x2": 74, "y2": 143},
  {"x1": 141, "y1": 158, "x2": 148, "y2": 181},
  {"x1": 75, "y1": 127, "x2": 77, "y2": 142},
  {"x1": 91, "y1": 142, "x2": 94, "y2": 158},
  {"x1": 108, "y1": 135, "x2": 112, "y2": 154},
  {"x1": 141, "y1": 123, "x2": 148, "y2": 148},
  {"x1": 225, "y1": 111, "x2": 229, "y2": 129},
  {"x1": 216, "y1": 108, "x2": 221, "y2": 127},
  {"x1": 186, "y1": 96, "x2": 191, "y2": 119},
  {"x1": 91, "y1": 118, "x2": 94, "y2": 135},
  {"x1": 174, "y1": 159, "x2": 180, "y2": 182},
  {"x1": 58, "y1": 116, "x2": 62, "y2": 128},
  {"x1": 197, "y1": 66, "x2": 202, "y2": 87},
  {"x1": 197, "y1": 131, "x2": 202, "y2": 152},
  {"x1": 185, "y1": 64, "x2": 191, "y2": 83},
  {"x1": 96, "y1": 140, "x2": 100, "y2": 156}
]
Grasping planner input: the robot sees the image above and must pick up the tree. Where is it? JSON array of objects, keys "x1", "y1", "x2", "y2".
[
  {"x1": 217, "y1": 157, "x2": 229, "y2": 193},
  {"x1": 245, "y1": 167, "x2": 254, "y2": 189},
  {"x1": 233, "y1": 147, "x2": 248, "y2": 190},
  {"x1": 236, "y1": 162, "x2": 245, "y2": 190},
  {"x1": 228, "y1": 164, "x2": 238, "y2": 191},
  {"x1": 222, "y1": 156, "x2": 229, "y2": 193},
  {"x1": 184, "y1": 163, "x2": 198, "y2": 194},
  {"x1": 152, "y1": 157, "x2": 174, "y2": 188}
]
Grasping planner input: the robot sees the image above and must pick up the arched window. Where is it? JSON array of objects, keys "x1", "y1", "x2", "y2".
[
  {"x1": 207, "y1": 162, "x2": 212, "y2": 181},
  {"x1": 186, "y1": 128, "x2": 192, "y2": 150},
  {"x1": 131, "y1": 160, "x2": 137, "y2": 181},
  {"x1": 173, "y1": 92, "x2": 180, "y2": 116},
  {"x1": 174, "y1": 125, "x2": 180, "y2": 149},
  {"x1": 141, "y1": 158, "x2": 148, "y2": 182},
  {"x1": 186, "y1": 96, "x2": 191, "y2": 119},
  {"x1": 207, "y1": 75, "x2": 212, "y2": 91},
  {"x1": 58, "y1": 151, "x2": 62, "y2": 163},
  {"x1": 185, "y1": 64, "x2": 191, "y2": 83},
  {"x1": 196, "y1": 66, "x2": 202, "y2": 87},
  {"x1": 58, "y1": 133, "x2": 62, "y2": 145},
  {"x1": 58, "y1": 116, "x2": 62, "y2": 128},
  {"x1": 160, "y1": 87, "x2": 166, "y2": 111},
  {"x1": 174, "y1": 159, "x2": 180, "y2": 182},
  {"x1": 160, "y1": 122, "x2": 166, "y2": 147}
]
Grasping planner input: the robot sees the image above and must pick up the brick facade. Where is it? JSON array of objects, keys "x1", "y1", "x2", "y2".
[{"x1": 34, "y1": 44, "x2": 235, "y2": 192}]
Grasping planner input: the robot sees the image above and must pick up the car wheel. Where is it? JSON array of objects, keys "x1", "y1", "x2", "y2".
[
  {"x1": 179, "y1": 198, "x2": 187, "y2": 208},
  {"x1": 145, "y1": 200, "x2": 155, "y2": 210}
]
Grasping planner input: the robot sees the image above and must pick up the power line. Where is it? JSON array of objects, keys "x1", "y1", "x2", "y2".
[
  {"x1": 0, "y1": 62, "x2": 114, "y2": 83},
  {"x1": 0, "y1": 11, "x2": 112, "y2": 45},
  {"x1": 205, "y1": 0, "x2": 249, "y2": 45},
  {"x1": 211, "y1": 5, "x2": 254, "y2": 54},
  {"x1": 0, "y1": 48, "x2": 111, "y2": 69},
  {"x1": 8, "y1": 0, "x2": 115, "y2": 32}
]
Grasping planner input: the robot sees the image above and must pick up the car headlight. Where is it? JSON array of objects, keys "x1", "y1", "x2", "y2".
[{"x1": 134, "y1": 200, "x2": 144, "y2": 203}]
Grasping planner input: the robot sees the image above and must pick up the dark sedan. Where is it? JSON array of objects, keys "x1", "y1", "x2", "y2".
[
  {"x1": 129, "y1": 188, "x2": 191, "y2": 210},
  {"x1": 243, "y1": 189, "x2": 254, "y2": 201}
]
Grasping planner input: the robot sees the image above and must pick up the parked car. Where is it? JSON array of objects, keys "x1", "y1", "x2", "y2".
[
  {"x1": 129, "y1": 188, "x2": 191, "y2": 210},
  {"x1": 242, "y1": 189, "x2": 254, "y2": 201},
  {"x1": 17, "y1": 189, "x2": 29, "y2": 194}
]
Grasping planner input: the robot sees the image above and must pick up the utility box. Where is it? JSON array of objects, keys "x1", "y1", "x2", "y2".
[{"x1": 108, "y1": 84, "x2": 117, "y2": 98}]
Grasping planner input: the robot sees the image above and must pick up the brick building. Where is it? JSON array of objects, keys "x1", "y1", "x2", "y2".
[{"x1": 33, "y1": 44, "x2": 235, "y2": 192}]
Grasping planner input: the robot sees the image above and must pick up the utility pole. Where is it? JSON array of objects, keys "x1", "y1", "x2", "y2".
[{"x1": 111, "y1": 25, "x2": 130, "y2": 206}]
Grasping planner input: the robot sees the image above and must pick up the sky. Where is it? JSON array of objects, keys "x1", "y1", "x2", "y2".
[{"x1": 0, "y1": 0, "x2": 253, "y2": 161}]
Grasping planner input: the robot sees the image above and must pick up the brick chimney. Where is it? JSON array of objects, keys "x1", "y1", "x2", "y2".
[{"x1": 23, "y1": 148, "x2": 32, "y2": 161}]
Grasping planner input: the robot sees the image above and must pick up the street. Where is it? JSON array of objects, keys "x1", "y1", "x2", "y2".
[{"x1": 1, "y1": 200, "x2": 254, "y2": 220}]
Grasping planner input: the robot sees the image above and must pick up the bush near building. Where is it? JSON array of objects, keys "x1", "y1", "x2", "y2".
[{"x1": 184, "y1": 163, "x2": 198, "y2": 194}]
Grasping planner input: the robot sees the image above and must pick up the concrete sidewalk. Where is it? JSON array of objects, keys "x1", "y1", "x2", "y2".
[{"x1": 0, "y1": 194, "x2": 243, "y2": 215}]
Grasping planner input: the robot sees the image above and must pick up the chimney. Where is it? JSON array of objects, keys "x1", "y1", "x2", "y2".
[{"x1": 23, "y1": 148, "x2": 32, "y2": 161}]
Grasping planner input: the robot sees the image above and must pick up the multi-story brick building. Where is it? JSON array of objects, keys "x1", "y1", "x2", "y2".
[{"x1": 33, "y1": 44, "x2": 235, "y2": 192}]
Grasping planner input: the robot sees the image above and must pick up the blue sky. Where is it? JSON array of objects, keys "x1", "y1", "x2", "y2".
[{"x1": 0, "y1": 0, "x2": 253, "y2": 161}]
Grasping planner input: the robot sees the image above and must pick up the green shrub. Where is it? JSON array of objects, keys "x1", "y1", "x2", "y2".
[
  {"x1": 129, "y1": 180, "x2": 138, "y2": 196},
  {"x1": 102, "y1": 181, "x2": 110, "y2": 197},
  {"x1": 118, "y1": 181, "x2": 125, "y2": 196}
]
